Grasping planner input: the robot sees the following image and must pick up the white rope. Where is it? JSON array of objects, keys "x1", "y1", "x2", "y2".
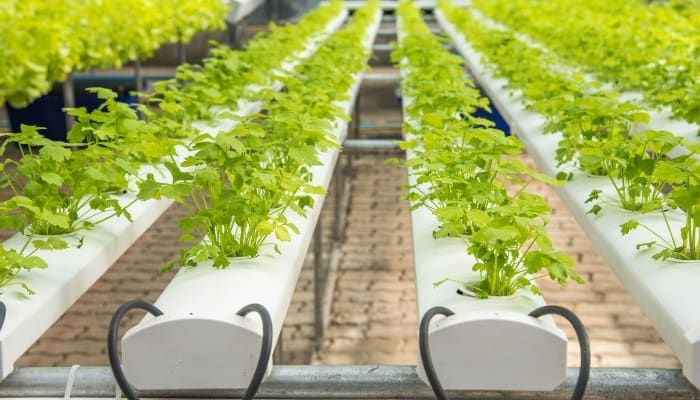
[
  {"x1": 63, "y1": 364, "x2": 80, "y2": 400},
  {"x1": 115, "y1": 379, "x2": 122, "y2": 400}
]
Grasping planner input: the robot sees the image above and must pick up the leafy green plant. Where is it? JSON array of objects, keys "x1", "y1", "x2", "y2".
[
  {"x1": 439, "y1": 0, "x2": 700, "y2": 265},
  {"x1": 621, "y1": 153, "x2": 700, "y2": 260},
  {"x1": 144, "y1": 0, "x2": 345, "y2": 126},
  {"x1": 395, "y1": 0, "x2": 581, "y2": 298},
  {"x1": 0, "y1": 125, "x2": 137, "y2": 236},
  {"x1": 66, "y1": 88, "x2": 178, "y2": 163},
  {"x1": 472, "y1": 0, "x2": 700, "y2": 123},
  {"x1": 461, "y1": 193, "x2": 575, "y2": 297},
  {"x1": 0, "y1": 239, "x2": 67, "y2": 295},
  {"x1": 0, "y1": 0, "x2": 227, "y2": 108},
  {"x1": 137, "y1": 0, "x2": 379, "y2": 271},
  {"x1": 583, "y1": 130, "x2": 687, "y2": 214}
]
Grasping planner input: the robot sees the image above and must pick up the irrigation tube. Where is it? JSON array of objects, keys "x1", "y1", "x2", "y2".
[{"x1": 0, "y1": 366, "x2": 697, "y2": 399}]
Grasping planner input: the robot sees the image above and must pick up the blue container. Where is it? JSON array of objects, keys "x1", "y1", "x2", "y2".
[
  {"x1": 6, "y1": 82, "x2": 136, "y2": 141},
  {"x1": 474, "y1": 85, "x2": 511, "y2": 136},
  {"x1": 395, "y1": 84, "x2": 511, "y2": 136}
]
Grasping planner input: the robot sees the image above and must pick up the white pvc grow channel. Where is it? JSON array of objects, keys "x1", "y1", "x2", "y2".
[
  {"x1": 120, "y1": 9, "x2": 383, "y2": 391},
  {"x1": 436, "y1": 6, "x2": 700, "y2": 390},
  {"x1": 0, "y1": 8, "x2": 348, "y2": 382},
  {"x1": 396, "y1": 15, "x2": 567, "y2": 392}
]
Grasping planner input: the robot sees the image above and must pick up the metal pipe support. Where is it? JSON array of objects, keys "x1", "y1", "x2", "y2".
[{"x1": 0, "y1": 366, "x2": 697, "y2": 399}]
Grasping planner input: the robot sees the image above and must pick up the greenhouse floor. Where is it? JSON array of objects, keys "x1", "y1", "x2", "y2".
[{"x1": 1, "y1": 71, "x2": 680, "y2": 371}]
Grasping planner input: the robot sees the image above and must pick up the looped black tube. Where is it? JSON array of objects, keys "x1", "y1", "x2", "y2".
[
  {"x1": 0, "y1": 301, "x2": 6, "y2": 332},
  {"x1": 107, "y1": 301, "x2": 271, "y2": 400},
  {"x1": 418, "y1": 306, "x2": 456, "y2": 400},
  {"x1": 529, "y1": 305, "x2": 591, "y2": 400},
  {"x1": 107, "y1": 300, "x2": 164, "y2": 400},
  {"x1": 236, "y1": 303, "x2": 273, "y2": 400}
]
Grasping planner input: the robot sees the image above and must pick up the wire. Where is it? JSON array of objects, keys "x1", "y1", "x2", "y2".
[
  {"x1": 236, "y1": 303, "x2": 274, "y2": 400},
  {"x1": 107, "y1": 300, "x2": 163, "y2": 400},
  {"x1": 529, "y1": 305, "x2": 591, "y2": 400},
  {"x1": 418, "y1": 306, "x2": 455, "y2": 400},
  {"x1": 106, "y1": 300, "x2": 273, "y2": 400},
  {"x1": 0, "y1": 301, "x2": 6, "y2": 332},
  {"x1": 419, "y1": 304, "x2": 590, "y2": 400},
  {"x1": 63, "y1": 364, "x2": 80, "y2": 400}
]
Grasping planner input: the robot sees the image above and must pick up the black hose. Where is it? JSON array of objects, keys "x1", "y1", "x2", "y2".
[
  {"x1": 106, "y1": 300, "x2": 273, "y2": 400},
  {"x1": 107, "y1": 300, "x2": 164, "y2": 400},
  {"x1": 0, "y1": 301, "x2": 6, "y2": 332},
  {"x1": 530, "y1": 305, "x2": 591, "y2": 400},
  {"x1": 418, "y1": 306, "x2": 455, "y2": 400},
  {"x1": 236, "y1": 303, "x2": 273, "y2": 400}
]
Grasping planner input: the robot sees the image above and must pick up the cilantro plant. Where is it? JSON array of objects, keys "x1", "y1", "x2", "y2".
[
  {"x1": 472, "y1": 0, "x2": 700, "y2": 123},
  {"x1": 66, "y1": 88, "x2": 178, "y2": 163},
  {"x1": 139, "y1": 0, "x2": 379, "y2": 271},
  {"x1": 145, "y1": 0, "x2": 345, "y2": 126},
  {"x1": 583, "y1": 130, "x2": 688, "y2": 214},
  {"x1": 0, "y1": 0, "x2": 227, "y2": 108},
  {"x1": 0, "y1": 241, "x2": 66, "y2": 295},
  {"x1": 395, "y1": 0, "x2": 581, "y2": 298},
  {"x1": 439, "y1": 0, "x2": 700, "y2": 264},
  {"x1": 621, "y1": 154, "x2": 700, "y2": 260},
  {"x1": 0, "y1": 125, "x2": 136, "y2": 236}
]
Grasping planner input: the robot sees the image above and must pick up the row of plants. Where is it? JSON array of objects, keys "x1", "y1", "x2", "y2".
[
  {"x1": 392, "y1": 0, "x2": 581, "y2": 298},
  {"x1": 0, "y1": 0, "x2": 228, "y2": 108},
  {"x1": 139, "y1": 0, "x2": 380, "y2": 270},
  {"x1": 0, "y1": 1, "x2": 352, "y2": 292},
  {"x1": 471, "y1": 0, "x2": 700, "y2": 124},
  {"x1": 437, "y1": 0, "x2": 700, "y2": 261},
  {"x1": 147, "y1": 0, "x2": 346, "y2": 126}
]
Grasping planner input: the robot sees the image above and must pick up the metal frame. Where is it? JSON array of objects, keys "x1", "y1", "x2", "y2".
[{"x1": 0, "y1": 366, "x2": 697, "y2": 399}]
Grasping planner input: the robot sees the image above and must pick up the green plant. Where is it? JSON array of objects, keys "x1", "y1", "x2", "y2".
[
  {"x1": 0, "y1": 0, "x2": 227, "y2": 108},
  {"x1": 0, "y1": 239, "x2": 67, "y2": 295},
  {"x1": 66, "y1": 88, "x2": 178, "y2": 163},
  {"x1": 583, "y1": 130, "x2": 687, "y2": 214},
  {"x1": 472, "y1": 0, "x2": 700, "y2": 123},
  {"x1": 145, "y1": 0, "x2": 345, "y2": 126},
  {"x1": 621, "y1": 153, "x2": 700, "y2": 260},
  {"x1": 395, "y1": 0, "x2": 581, "y2": 298},
  {"x1": 0, "y1": 125, "x2": 137, "y2": 236},
  {"x1": 138, "y1": 0, "x2": 380, "y2": 271}
]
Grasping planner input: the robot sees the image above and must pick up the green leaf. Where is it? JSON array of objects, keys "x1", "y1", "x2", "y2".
[
  {"x1": 620, "y1": 220, "x2": 640, "y2": 235},
  {"x1": 257, "y1": 220, "x2": 274, "y2": 236}
]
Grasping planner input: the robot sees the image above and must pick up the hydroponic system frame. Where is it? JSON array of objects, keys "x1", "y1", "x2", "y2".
[{"x1": 1, "y1": 0, "x2": 699, "y2": 399}]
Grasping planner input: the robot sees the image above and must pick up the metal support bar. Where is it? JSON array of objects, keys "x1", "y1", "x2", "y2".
[
  {"x1": 333, "y1": 165, "x2": 345, "y2": 243},
  {"x1": 313, "y1": 215, "x2": 324, "y2": 353},
  {"x1": 372, "y1": 43, "x2": 394, "y2": 52},
  {"x1": 343, "y1": 139, "x2": 401, "y2": 152},
  {"x1": 362, "y1": 72, "x2": 401, "y2": 82},
  {"x1": 62, "y1": 74, "x2": 75, "y2": 130},
  {"x1": 351, "y1": 95, "x2": 360, "y2": 139},
  {"x1": 134, "y1": 59, "x2": 143, "y2": 93},
  {"x1": 177, "y1": 36, "x2": 186, "y2": 64},
  {"x1": 1, "y1": 366, "x2": 697, "y2": 399}
]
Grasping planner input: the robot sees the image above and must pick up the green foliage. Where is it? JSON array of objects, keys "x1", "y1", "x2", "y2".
[
  {"x1": 0, "y1": 0, "x2": 228, "y2": 108},
  {"x1": 0, "y1": 125, "x2": 137, "y2": 236},
  {"x1": 472, "y1": 0, "x2": 700, "y2": 124},
  {"x1": 144, "y1": 0, "x2": 345, "y2": 126},
  {"x1": 621, "y1": 156, "x2": 700, "y2": 260},
  {"x1": 395, "y1": 0, "x2": 581, "y2": 298},
  {"x1": 142, "y1": 0, "x2": 380, "y2": 270},
  {"x1": 439, "y1": 0, "x2": 700, "y2": 263},
  {"x1": 66, "y1": 88, "x2": 178, "y2": 163}
]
